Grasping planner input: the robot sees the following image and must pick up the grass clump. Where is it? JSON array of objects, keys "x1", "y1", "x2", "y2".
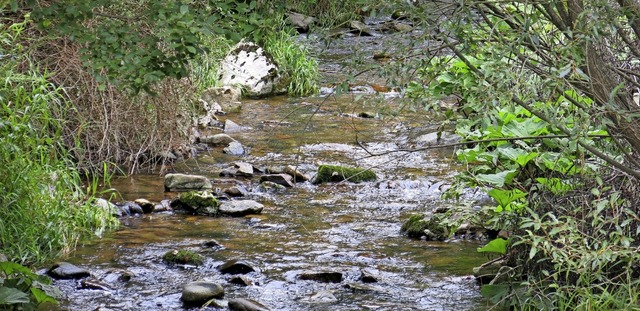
[
  {"x1": 264, "y1": 29, "x2": 319, "y2": 97},
  {"x1": 0, "y1": 16, "x2": 119, "y2": 265},
  {"x1": 162, "y1": 250, "x2": 204, "y2": 266},
  {"x1": 313, "y1": 165, "x2": 377, "y2": 184}
]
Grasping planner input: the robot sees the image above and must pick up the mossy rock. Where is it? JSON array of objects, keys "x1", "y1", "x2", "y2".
[
  {"x1": 173, "y1": 191, "x2": 219, "y2": 216},
  {"x1": 313, "y1": 165, "x2": 377, "y2": 184},
  {"x1": 401, "y1": 214, "x2": 450, "y2": 241},
  {"x1": 163, "y1": 250, "x2": 204, "y2": 266}
]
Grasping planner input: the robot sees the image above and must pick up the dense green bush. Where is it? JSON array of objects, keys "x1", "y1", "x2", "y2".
[
  {"x1": 0, "y1": 16, "x2": 118, "y2": 265},
  {"x1": 402, "y1": 0, "x2": 640, "y2": 308}
]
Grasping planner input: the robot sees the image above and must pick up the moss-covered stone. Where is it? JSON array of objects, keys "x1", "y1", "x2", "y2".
[
  {"x1": 172, "y1": 191, "x2": 219, "y2": 216},
  {"x1": 313, "y1": 165, "x2": 377, "y2": 184},
  {"x1": 163, "y1": 250, "x2": 204, "y2": 266},
  {"x1": 401, "y1": 214, "x2": 450, "y2": 241}
]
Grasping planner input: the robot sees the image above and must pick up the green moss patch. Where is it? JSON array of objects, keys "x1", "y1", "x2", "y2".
[
  {"x1": 313, "y1": 165, "x2": 377, "y2": 184},
  {"x1": 163, "y1": 250, "x2": 204, "y2": 266},
  {"x1": 401, "y1": 214, "x2": 450, "y2": 241},
  {"x1": 173, "y1": 191, "x2": 220, "y2": 215}
]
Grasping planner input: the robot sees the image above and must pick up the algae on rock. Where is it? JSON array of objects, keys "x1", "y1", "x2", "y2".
[
  {"x1": 172, "y1": 191, "x2": 220, "y2": 216},
  {"x1": 313, "y1": 165, "x2": 377, "y2": 184},
  {"x1": 401, "y1": 214, "x2": 451, "y2": 241},
  {"x1": 163, "y1": 249, "x2": 204, "y2": 265}
]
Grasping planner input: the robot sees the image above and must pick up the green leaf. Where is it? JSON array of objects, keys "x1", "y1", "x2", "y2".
[
  {"x1": 480, "y1": 284, "x2": 511, "y2": 303},
  {"x1": 488, "y1": 188, "x2": 527, "y2": 208},
  {"x1": 0, "y1": 287, "x2": 30, "y2": 305},
  {"x1": 476, "y1": 169, "x2": 518, "y2": 187},
  {"x1": 478, "y1": 238, "x2": 509, "y2": 254},
  {"x1": 179, "y1": 5, "x2": 188, "y2": 15}
]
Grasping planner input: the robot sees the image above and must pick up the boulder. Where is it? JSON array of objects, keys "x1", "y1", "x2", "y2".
[
  {"x1": 218, "y1": 260, "x2": 257, "y2": 274},
  {"x1": 164, "y1": 173, "x2": 212, "y2": 191},
  {"x1": 229, "y1": 275, "x2": 253, "y2": 286},
  {"x1": 218, "y1": 41, "x2": 282, "y2": 98},
  {"x1": 360, "y1": 269, "x2": 379, "y2": 283},
  {"x1": 287, "y1": 12, "x2": 316, "y2": 33},
  {"x1": 171, "y1": 191, "x2": 219, "y2": 216},
  {"x1": 224, "y1": 141, "x2": 246, "y2": 156},
  {"x1": 48, "y1": 262, "x2": 90, "y2": 280},
  {"x1": 199, "y1": 134, "x2": 237, "y2": 146},
  {"x1": 228, "y1": 298, "x2": 270, "y2": 311},
  {"x1": 400, "y1": 214, "x2": 451, "y2": 241},
  {"x1": 223, "y1": 185, "x2": 249, "y2": 197},
  {"x1": 260, "y1": 174, "x2": 294, "y2": 188},
  {"x1": 224, "y1": 119, "x2": 249, "y2": 134},
  {"x1": 234, "y1": 162, "x2": 254, "y2": 177},
  {"x1": 298, "y1": 270, "x2": 343, "y2": 283},
  {"x1": 134, "y1": 198, "x2": 155, "y2": 213},
  {"x1": 284, "y1": 165, "x2": 310, "y2": 182},
  {"x1": 219, "y1": 200, "x2": 264, "y2": 217},
  {"x1": 181, "y1": 281, "x2": 224, "y2": 304}
]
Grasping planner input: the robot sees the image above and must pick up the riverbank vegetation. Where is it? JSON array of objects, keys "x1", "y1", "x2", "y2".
[{"x1": 401, "y1": 0, "x2": 640, "y2": 309}]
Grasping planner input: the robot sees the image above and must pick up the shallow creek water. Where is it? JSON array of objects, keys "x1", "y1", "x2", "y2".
[{"x1": 55, "y1": 27, "x2": 492, "y2": 311}]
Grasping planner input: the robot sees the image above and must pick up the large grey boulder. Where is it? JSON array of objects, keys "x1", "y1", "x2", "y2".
[
  {"x1": 181, "y1": 281, "x2": 224, "y2": 304},
  {"x1": 164, "y1": 173, "x2": 212, "y2": 192},
  {"x1": 218, "y1": 41, "x2": 282, "y2": 98}
]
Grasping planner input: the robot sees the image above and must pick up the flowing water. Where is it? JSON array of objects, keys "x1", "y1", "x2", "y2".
[{"x1": 55, "y1": 23, "x2": 492, "y2": 311}]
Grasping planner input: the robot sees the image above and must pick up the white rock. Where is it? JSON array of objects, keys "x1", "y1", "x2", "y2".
[{"x1": 218, "y1": 41, "x2": 281, "y2": 98}]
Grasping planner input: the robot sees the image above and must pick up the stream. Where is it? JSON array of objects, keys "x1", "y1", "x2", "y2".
[{"x1": 54, "y1": 20, "x2": 492, "y2": 311}]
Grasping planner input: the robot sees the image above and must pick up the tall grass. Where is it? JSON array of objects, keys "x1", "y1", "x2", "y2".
[
  {"x1": 264, "y1": 29, "x2": 319, "y2": 97},
  {"x1": 0, "y1": 16, "x2": 119, "y2": 265}
]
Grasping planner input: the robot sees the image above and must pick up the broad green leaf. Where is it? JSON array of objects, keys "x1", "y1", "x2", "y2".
[
  {"x1": 0, "y1": 287, "x2": 30, "y2": 305},
  {"x1": 488, "y1": 188, "x2": 527, "y2": 208},
  {"x1": 478, "y1": 238, "x2": 509, "y2": 254},
  {"x1": 476, "y1": 169, "x2": 518, "y2": 187},
  {"x1": 480, "y1": 284, "x2": 511, "y2": 304}
]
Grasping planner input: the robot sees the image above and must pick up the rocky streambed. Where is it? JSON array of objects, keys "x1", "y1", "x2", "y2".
[{"x1": 51, "y1": 15, "x2": 494, "y2": 311}]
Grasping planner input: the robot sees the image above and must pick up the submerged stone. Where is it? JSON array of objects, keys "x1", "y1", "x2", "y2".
[{"x1": 313, "y1": 165, "x2": 377, "y2": 184}]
